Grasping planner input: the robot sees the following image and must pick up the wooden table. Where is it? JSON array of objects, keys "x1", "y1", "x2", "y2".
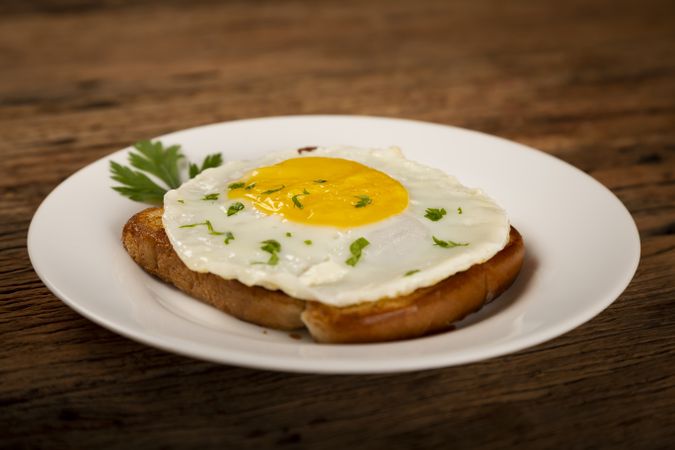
[{"x1": 2, "y1": 0, "x2": 674, "y2": 448}]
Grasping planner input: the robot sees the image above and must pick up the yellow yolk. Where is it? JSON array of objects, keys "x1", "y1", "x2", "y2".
[{"x1": 227, "y1": 157, "x2": 409, "y2": 227}]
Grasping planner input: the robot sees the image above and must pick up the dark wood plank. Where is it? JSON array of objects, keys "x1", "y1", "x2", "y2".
[{"x1": 1, "y1": 0, "x2": 674, "y2": 448}]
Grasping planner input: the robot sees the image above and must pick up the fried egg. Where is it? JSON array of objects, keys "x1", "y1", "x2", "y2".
[{"x1": 162, "y1": 146, "x2": 510, "y2": 307}]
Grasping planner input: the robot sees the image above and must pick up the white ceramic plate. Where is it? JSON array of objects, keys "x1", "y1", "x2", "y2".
[{"x1": 28, "y1": 115, "x2": 640, "y2": 374}]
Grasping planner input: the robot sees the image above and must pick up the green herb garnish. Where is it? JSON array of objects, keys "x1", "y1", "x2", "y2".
[
  {"x1": 404, "y1": 269, "x2": 420, "y2": 276},
  {"x1": 204, "y1": 220, "x2": 223, "y2": 235},
  {"x1": 228, "y1": 182, "x2": 245, "y2": 190},
  {"x1": 189, "y1": 153, "x2": 223, "y2": 179},
  {"x1": 292, "y1": 189, "x2": 311, "y2": 209},
  {"x1": 227, "y1": 202, "x2": 245, "y2": 216},
  {"x1": 245, "y1": 182, "x2": 257, "y2": 190},
  {"x1": 126, "y1": 140, "x2": 182, "y2": 188},
  {"x1": 109, "y1": 162, "x2": 170, "y2": 204},
  {"x1": 261, "y1": 239, "x2": 281, "y2": 253},
  {"x1": 286, "y1": 232, "x2": 293, "y2": 237},
  {"x1": 224, "y1": 232, "x2": 235, "y2": 245},
  {"x1": 313, "y1": 179, "x2": 327, "y2": 184},
  {"x1": 292, "y1": 194, "x2": 304, "y2": 209},
  {"x1": 353, "y1": 195, "x2": 372, "y2": 208},
  {"x1": 202, "y1": 193, "x2": 219, "y2": 201},
  {"x1": 424, "y1": 208, "x2": 446, "y2": 221},
  {"x1": 432, "y1": 236, "x2": 469, "y2": 248},
  {"x1": 262, "y1": 185, "x2": 285, "y2": 195},
  {"x1": 179, "y1": 220, "x2": 224, "y2": 236},
  {"x1": 457, "y1": 207, "x2": 463, "y2": 214},
  {"x1": 179, "y1": 222, "x2": 201, "y2": 228},
  {"x1": 345, "y1": 237, "x2": 370, "y2": 266},
  {"x1": 110, "y1": 140, "x2": 222, "y2": 204},
  {"x1": 177, "y1": 199, "x2": 185, "y2": 204},
  {"x1": 304, "y1": 240, "x2": 312, "y2": 245},
  {"x1": 258, "y1": 239, "x2": 281, "y2": 265}
]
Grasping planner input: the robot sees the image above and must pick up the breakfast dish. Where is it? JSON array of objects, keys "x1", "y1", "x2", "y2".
[
  {"x1": 27, "y1": 116, "x2": 640, "y2": 372},
  {"x1": 122, "y1": 146, "x2": 525, "y2": 342}
]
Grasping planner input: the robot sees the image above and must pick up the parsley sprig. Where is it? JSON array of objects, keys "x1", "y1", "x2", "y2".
[
  {"x1": 189, "y1": 153, "x2": 223, "y2": 179},
  {"x1": 110, "y1": 140, "x2": 222, "y2": 204}
]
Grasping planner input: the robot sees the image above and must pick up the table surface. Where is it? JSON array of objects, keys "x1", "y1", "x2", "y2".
[{"x1": 2, "y1": 0, "x2": 674, "y2": 448}]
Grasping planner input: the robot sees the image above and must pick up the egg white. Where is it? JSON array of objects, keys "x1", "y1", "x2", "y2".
[{"x1": 162, "y1": 146, "x2": 510, "y2": 307}]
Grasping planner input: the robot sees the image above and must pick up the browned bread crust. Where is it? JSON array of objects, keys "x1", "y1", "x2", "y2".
[
  {"x1": 122, "y1": 207, "x2": 305, "y2": 330},
  {"x1": 122, "y1": 207, "x2": 524, "y2": 343}
]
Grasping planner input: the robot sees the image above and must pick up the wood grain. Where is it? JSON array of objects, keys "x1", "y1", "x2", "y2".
[{"x1": 1, "y1": 0, "x2": 674, "y2": 448}]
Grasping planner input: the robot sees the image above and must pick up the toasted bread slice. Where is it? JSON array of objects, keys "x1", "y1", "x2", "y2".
[{"x1": 122, "y1": 207, "x2": 524, "y2": 343}]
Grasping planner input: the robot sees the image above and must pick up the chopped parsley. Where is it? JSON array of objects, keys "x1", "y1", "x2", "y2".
[
  {"x1": 291, "y1": 190, "x2": 311, "y2": 209},
  {"x1": 404, "y1": 269, "x2": 420, "y2": 277},
  {"x1": 258, "y1": 239, "x2": 281, "y2": 265},
  {"x1": 179, "y1": 220, "x2": 224, "y2": 236},
  {"x1": 353, "y1": 195, "x2": 372, "y2": 208},
  {"x1": 304, "y1": 240, "x2": 312, "y2": 245},
  {"x1": 286, "y1": 232, "x2": 293, "y2": 237},
  {"x1": 223, "y1": 232, "x2": 235, "y2": 244},
  {"x1": 179, "y1": 222, "x2": 201, "y2": 229},
  {"x1": 457, "y1": 207, "x2": 463, "y2": 214},
  {"x1": 432, "y1": 236, "x2": 469, "y2": 248},
  {"x1": 262, "y1": 185, "x2": 285, "y2": 195},
  {"x1": 245, "y1": 182, "x2": 257, "y2": 190},
  {"x1": 177, "y1": 199, "x2": 184, "y2": 204},
  {"x1": 202, "y1": 193, "x2": 219, "y2": 201},
  {"x1": 204, "y1": 221, "x2": 223, "y2": 235},
  {"x1": 261, "y1": 239, "x2": 281, "y2": 253},
  {"x1": 228, "y1": 182, "x2": 245, "y2": 190},
  {"x1": 227, "y1": 202, "x2": 245, "y2": 216},
  {"x1": 424, "y1": 208, "x2": 446, "y2": 221},
  {"x1": 345, "y1": 237, "x2": 370, "y2": 267},
  {"x1": 313, "y1": 179, "x2": 327, "y2": 184},
  {"x1": 291, "y1": 194, "x2": 304, "y2": 209}
]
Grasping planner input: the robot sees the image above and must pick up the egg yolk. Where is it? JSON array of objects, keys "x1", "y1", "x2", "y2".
[{"x1": 227, "y1": 157, "x2": 408, "y2": 227}]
